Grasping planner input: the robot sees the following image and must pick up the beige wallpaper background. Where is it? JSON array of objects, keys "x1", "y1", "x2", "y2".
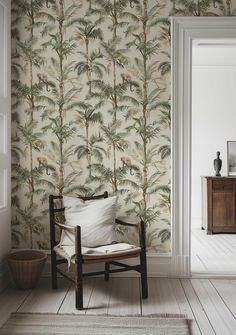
[{"x1": 11, "y1": 0, "x2": 236, "y2": 252}]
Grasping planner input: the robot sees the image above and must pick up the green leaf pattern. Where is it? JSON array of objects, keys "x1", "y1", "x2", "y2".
[{"x1": 11, "y1": 0, "x2": 236, "y2": 252}]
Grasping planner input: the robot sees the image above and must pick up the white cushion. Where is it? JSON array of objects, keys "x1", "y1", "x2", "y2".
[
  {"x1": 54, "y1": 243, "x2": 141, "y2": 268},
  {"x1": 82, "y1": 243, "x2": 137, "y2": 255},
  {"x1": 60, "y1": 195, "x2": 118, "y2": 248},
  {"x1": 55, "y1": 243, "x2": 138, "y2": 259}
]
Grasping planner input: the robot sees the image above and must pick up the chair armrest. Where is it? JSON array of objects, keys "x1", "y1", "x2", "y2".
[
  {"x1": 55, "y1": 221, "x2": 76, "y2": 232},
  {"x1": 55, "y1": 222, "x2": 82, "y2": 264},
  {"x1": 115, "y1": 217, "x2": 140, "y2": 227}
]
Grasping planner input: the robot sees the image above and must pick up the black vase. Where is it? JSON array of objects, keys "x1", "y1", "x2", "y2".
[{"x1": 214, "y1": 151, "x2": 222, "y2": 176}]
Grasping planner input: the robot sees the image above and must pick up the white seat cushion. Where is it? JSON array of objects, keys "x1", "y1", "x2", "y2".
[
  {"x1": 60, "y1": 196, "x2": 118, "y2": 248},
  {"x1": 54, "y1": 243, "x2": 141, "y2": 265}
]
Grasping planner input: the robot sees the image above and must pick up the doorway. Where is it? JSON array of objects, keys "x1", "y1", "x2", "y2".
[
  {"x1": 171, "y1": 17, "x2": 236, "y2": 277},
  {"x1": 191, "y1": 39, "x2": 236, "y2": 275}
]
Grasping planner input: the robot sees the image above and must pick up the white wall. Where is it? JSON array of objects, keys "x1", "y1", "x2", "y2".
[{"x1": 191, "y1": 44, "x2": 236, "y2": 228}]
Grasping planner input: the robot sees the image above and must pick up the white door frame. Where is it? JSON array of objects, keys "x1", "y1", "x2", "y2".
[
  {"x1": 0, "y1": 0, "x2": 11, "y2": 289},
  {"x1": 171, "y1": 17, "x2": 236, "y2": 277}
]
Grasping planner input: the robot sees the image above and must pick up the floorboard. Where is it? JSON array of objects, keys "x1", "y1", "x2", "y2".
[
  {"x1": 191, "y1": 228, "x2": 236, "y2": 275},
  {"x1": 210, "y1": 279, "x2": 236, "y2": 319},
  {"x1": 191, "y1": 279, "x2": 236, "y2": 335},
  {"x1": 142, "y1": 278, "x2": 180, "y2": 315},
  {"x1": 107, "y1": 277, "x2": 141, "y2": 316},
  {"x1": 181, "y1": 278, "x2": 215, "y2": 335},
  {"x1": 3, "y1": 277, "x2": 236, "y2": 334},
  {"x1": 58, "y1": 278, "x2": 94, "y2": 315},
  {"x1": 0, "y1": 288, "x2": 31, "y2": 327},
  {"x1": 85, "y1": 277, "x2": 112, "y2": 315},
  {"x1": 170, "y1": 279, "x2": 201, "y2": 335},
  {"x1": 18, "y1": 277, "x2": 70, "y2": 313}
]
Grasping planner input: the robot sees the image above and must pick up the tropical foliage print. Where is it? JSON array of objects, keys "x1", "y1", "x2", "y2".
[{"x1": 11, "y1": 0, "x2": 236, "y2": 252}]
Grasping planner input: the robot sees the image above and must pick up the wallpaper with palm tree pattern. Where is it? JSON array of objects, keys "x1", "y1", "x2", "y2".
[{"x1": 11, "y1": 0, "x2": 236, "y2": 251}]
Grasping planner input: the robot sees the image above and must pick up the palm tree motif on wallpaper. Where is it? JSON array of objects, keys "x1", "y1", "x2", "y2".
[
  {"x1": 41, "y1": 0, "x2": 84, "y2": 197},
  {"x1": 11, "y1": 217, "x2": 25, "y2": 248},
  {"x1": 123, "y1": 0, "x2": 163, "y2": 229},
  {"x1": 73, "y1": 18, "x2": 106, "y2": 179},
  {"x1": 174, "y1": 0, "x2": 223, "y2": 16},
  {"x1": 92, "y1": 121, "x2": 130, "y2": 193},
  {"x1": 157, "y1": 101, "x2": 171, "y2": 129},
  {"x1": 11, "y1": 0, "x2": 48, "y2": 248},
  {"x1": 88, "y1": 3, "x2": 131, "y2": 193},
  {"x1": 90, "y1": 71, "x2": 131, "y2": 192},
  {"x1": 11, "y1": 0, "x2": 175, "y2": 251},
  {"x1": 74, "y1": 102, "x2": 105, "y2": 178},
  {"x1": 91, "y1": 0, "x2": 128, "y2": 39},
  {"x1": 156, "y1": 18, "x2": 171, "y2": 77},
  {"x1": 218, "y1": 0, "x2": 236, "y2": 15},
  {"x1": 75, "y1": 50, "x2": 106, "y2": 95},
  {"x1": 170, "y1": 0, "x2": 176, "y2": 13},
  {"x1": 158, "y1": 135, "x2": 171, "y2": 160},
  {"x1": 124, "y1": 0, "x2": 170, "y2": 248},
  {"x1": 100, "y1": 39, "x2": 130, "y2": 120},
  {"x1": 74, "y1": 19, "x2": 103, "y2": 94},
  {"x1": 86, "y1": 0, "x2": 92, "y2": 11}
]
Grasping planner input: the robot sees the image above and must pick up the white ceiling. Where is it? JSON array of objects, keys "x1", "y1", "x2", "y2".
[{"x1": 192, "y1": 39, "x2": 236, "y2": 66}]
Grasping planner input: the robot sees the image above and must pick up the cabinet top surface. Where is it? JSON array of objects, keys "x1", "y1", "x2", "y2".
[{"x1": 203, "y1": 176, "x2": 236, "y2": 179}]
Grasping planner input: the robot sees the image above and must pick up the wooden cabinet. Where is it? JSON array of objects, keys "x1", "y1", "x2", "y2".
[{"x1": 202, "y1": 177, "x2": 236, "y2": 234}]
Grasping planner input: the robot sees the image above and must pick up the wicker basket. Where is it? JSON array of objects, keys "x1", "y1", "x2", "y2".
[{"x1": 7, "y1": 250, "x2": 47, "y2": 289}]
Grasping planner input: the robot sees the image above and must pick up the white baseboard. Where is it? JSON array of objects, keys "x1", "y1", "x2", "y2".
[
  {"x1": 171, "y1": 255, "x2": 190, "y2": 277},
  {"x1": 191, "y1": 218, "x2": 202, "y2": 229}
]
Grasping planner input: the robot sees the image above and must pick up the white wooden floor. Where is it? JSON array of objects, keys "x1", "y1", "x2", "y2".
[
  {"x1": 1, "y1": 277, "x2": 236, "y2": 334},
  {"x1": 191, "y1": 228, "x2": 236, "y2": 275}
]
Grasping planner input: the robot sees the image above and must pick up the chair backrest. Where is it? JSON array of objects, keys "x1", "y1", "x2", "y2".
[{"x1": 49, "y1": 192, "x2": 108, "y2": 249}]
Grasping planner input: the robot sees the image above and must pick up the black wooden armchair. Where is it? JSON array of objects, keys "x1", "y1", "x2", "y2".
[{"x1": 49, "y1": 192, "x2": 148, "y2": 310}]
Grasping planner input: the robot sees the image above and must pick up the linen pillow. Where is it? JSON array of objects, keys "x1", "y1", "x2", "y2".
[{"x1": 60, "y1": 195, "x2": 118, "y2": 248}]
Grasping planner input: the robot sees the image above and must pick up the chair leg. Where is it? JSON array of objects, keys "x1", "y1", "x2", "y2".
[
  {"x1": 75, "y1": 272, "x2": 83, "y2": 310},
  {"x1": 140, "y1": 252, "x2": 148, "y2": 299},
  {"x1": 51, "y1": 250, "x2": 58, "y2": 289},
  {"x1": 75, "y1": 225, "x2": 83, "y2": 310},
  {"x1": 104, "y1": 262, "x2": 110, "y2": 281}
]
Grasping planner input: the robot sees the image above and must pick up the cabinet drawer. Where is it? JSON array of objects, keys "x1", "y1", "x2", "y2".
[{"x1": 212, "y1": 180, "x2": 234, "y2": 190}]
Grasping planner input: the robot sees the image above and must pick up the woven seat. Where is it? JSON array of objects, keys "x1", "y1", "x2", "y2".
[
  {"x1": 54, "y1": 244, "x2": 141, "y2": 263},
  {"x1": 49, "y1": 192, "x2": 148, "y2": 310}
]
